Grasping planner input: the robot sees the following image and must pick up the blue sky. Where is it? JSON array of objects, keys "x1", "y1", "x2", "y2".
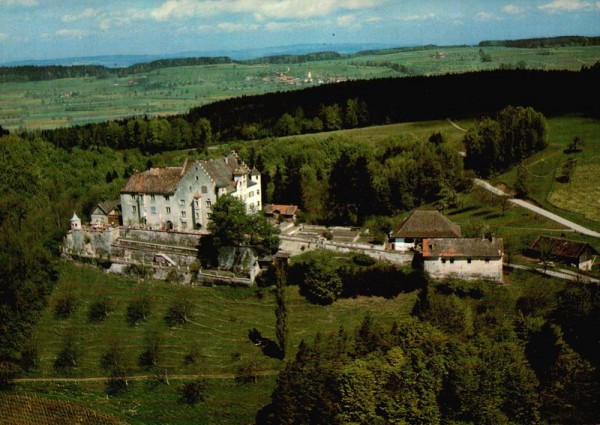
[{"x1": 1, "y1": 0, "x2": 599, "y2": 62}]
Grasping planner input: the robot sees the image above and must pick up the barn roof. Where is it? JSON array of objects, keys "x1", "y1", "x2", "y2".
[
  {"x1": 121, "y1": 167, "x2": 183, "y2": 194},
  {"x1": 530, "y1": 236, "x2": 598, "y2": 260},
  {"x1": 422, "y1": 238, "x2": 504, "y2": 258},
  {"x1": 392, "y1": 210, "x2": 461, "y2": 238}
]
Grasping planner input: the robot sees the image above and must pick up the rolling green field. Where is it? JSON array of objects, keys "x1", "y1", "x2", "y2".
[
  {"x1": 1, "y1": 45, "x2": 599, "y2": 130},
  {"x1": 15, "y1": 261, "x2": 416, "y2": 424},
  {"x1": 492, "y1": 116, "x2": 600, "y2": 232}
]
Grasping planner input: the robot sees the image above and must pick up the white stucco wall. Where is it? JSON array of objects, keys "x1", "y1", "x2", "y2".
[{"x1": 424, "y1": 257, "x2": 503, "y2": 282}]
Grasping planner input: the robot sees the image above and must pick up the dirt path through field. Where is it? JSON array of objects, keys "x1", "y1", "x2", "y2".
[
  {"x1": 473, "y1": 178, "x2": 600, "y2": 238},
  {"x1": 14, "y1": 370, "x2": 279, "y2": 383},
  {"x1": 447, "y1": 118, "x2": 468, "y2": 132}
]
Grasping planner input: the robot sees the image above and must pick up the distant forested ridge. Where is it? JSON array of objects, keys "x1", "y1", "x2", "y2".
[
  {"x1": 0, "y1": 51, "x2": 369, "y2": 83},
  {"x1": 0, "y1": 57, "x2": 235, "y2": 83},
  {"x1": 33, "y1": 68, "x2": 599, "y2": 152},
  {"x1": 479, "y1": 35, "x2": 600, "y2": 48}
]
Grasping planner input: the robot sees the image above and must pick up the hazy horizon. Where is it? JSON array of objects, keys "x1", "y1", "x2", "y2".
[{"x1": 1, "y1": 0, "x2": 600, "y2": 63}]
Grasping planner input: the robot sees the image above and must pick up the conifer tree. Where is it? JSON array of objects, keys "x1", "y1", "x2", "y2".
[{"x1": 274, "y1": 265, "x2": 288, "y2": 359}]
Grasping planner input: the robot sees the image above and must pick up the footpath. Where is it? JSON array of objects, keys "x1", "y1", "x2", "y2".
[{"x1": 473, "y1": 179, "x2": 600, "y2": 238}]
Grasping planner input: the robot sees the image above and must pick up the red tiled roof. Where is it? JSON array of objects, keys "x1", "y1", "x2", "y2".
[{"x1": 265, "y1": 204, "x2": 298, "y2": 216}]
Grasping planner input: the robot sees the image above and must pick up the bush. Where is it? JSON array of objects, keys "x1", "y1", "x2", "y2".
[
  {"x1": 88, "y1": 297, "x2": 113, "y2": 323},
  {"x1": 352, "y1": 253, "x2": 376, "y2": 267},
  {"x1": 180, "y1": 379, "x2": 208, "y2": 405},
  {"x1": 165, "y1": 295, "x2": 194, "y2": 326},
  {"x1": 54, "y1": 293, "x2": 78, "y2": 319},
  {"x1": 299, "y1": 257, "x2": 342, "y2": 305},
  {"x1": 235, "y1": 363, "x2": 258, "y2": 384},
  {"x1": 54, "y1": 333, "x2": 82, "y2": 371},
  {"x1": 126, "y1": 294, "x2": 151, "y2": 325}
]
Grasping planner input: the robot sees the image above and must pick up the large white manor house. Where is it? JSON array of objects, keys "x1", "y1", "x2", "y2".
[{"x1": 120, "y1": 151, "x2": 261, "y2": 231}]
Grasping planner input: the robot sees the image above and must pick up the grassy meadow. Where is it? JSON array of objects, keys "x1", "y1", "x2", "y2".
[
  {"x1": 492, "y1": 116, "x2": 600, "y2": 232},
  {"x1": 1, "y1": 45, "x2": 599, "y2": 130},
  {"x1": 14, "y1": 261, "x2": 416, "y2": 424}
]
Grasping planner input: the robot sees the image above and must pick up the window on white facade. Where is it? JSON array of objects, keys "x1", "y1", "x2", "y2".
[
  {"x1": 180, "y1": 199, "x2": 185, "y2": 206},
  {"x1": 201, "y1": 185, "x2": 207, "y2": 194},
  {"x1": 151, "y1": 206, "x2": 156, "y2": 214},
  {"x1": 165, "y1": 196, "x2": 170, "y2": 201},
  {"x1": 442, "y1": 258, "x2": 447, "y2": 264},
  {"x1": 257, "y1": 190, "x2": 260, "y2": 195},
  {"x1": 132, "y1": 206, "x2": 137, "y2": 213},
  {"x1": 150, "y1": 195, "x2": 156, "y2": 201},
  {"x1": 467, "y1": 258, "x2": 472, "y2": 264},
  {"x1": 181, "y1": 211, "x2": 186, "y2": 218},
  {"x1": 450, "y1": 259, "x2": 454, "y2": 264},
  {"x1": 189, "y1": 185, "x2": 192, "y2": 192},
  {"x1": 485, "y1": 258, "x2": 490, "y2": 263},
  {"x1": 206, "y1": 200, "x2": 211, "y2": 207},
  {"x1": 195, "y1": 176, "x2": 199, "y2": 181},
  {"x1": 207, "y1": 213, "x2": 212, "y2": 219},
  {"x1": 257, "y1": 201, "x2": 261, "y2": 207},
  {"x1": 166, "y1": 207, "x2": 171, "y2": 214}
]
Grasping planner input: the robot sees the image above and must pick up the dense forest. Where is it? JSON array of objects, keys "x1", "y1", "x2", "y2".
[
  {"x1": 258, "y1": 272, "x2": 600, "y2": 424},
  {"x1": 479, "y1": 35, "x2": 600, "y2": 48},
  {"x1": 29, "y1": 68, "x2": 597, "y2": 152}
]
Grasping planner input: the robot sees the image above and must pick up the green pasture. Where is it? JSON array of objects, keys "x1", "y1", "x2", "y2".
[
  {"x1": 492, "y1": 116, "x2": 600, "y2": 232},
  {"x1": 20, "y1": 261, "x2": 416, "y2": 423},
  {"x1": 1, "y1": 45, "x2": 599, "y2": 130}
]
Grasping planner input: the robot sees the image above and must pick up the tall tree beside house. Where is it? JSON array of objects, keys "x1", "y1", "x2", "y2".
[
  {"x1": 274, "y1": 265, "x2": 288, "y2": 359},
  {"x1": 208, "y1": 195, "x2": 279, "y2": 256},
  {"x1": 193, "y1": 118, "x2": 212, "y2": 153}
]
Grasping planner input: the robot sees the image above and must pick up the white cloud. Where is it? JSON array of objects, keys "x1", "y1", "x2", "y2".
[
  {"x1": 0, "y1": 32, "x2": 9, "y2": 41},
  {"x1": 62, "y1": 8, "x2": 100, "y2": 23},
  {"x1": 99, "y1": 8, "x2": 149, "y2": 30},
  {"x1": 0, "y1": 0, "x2": 38, "y2": 7},
  {"x1": 217, "y1": 22, "x2": 259, "y2": 32},
  {"x1": 151, "y1": 0, "x2": 385, "y2": 21},
  {"x1": 263, "y1": 20, "x2": 316, "y2": 31},
  {"x1": 538, "y1": 0, "x2": 594, "y2": 12},
  {"x1": 400, "y1": 13, "x2": 435, "y2": 22},
  {"x1": 502, "y1": 4, "x2": 523, "y2": 14},
  {"x1": 474, "y1": 11, "x2": 494, "y2": 21},
  {"x1": 55, "y1": 29, "x2": 88, "y2": 38},
  {"x1": 337, "y1": 14, "x2": 357, "y2": 26}
]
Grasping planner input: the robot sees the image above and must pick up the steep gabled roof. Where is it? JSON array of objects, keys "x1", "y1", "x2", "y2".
[
  {"x1": 96, "y1": 199, "x2": 120, "y2": 215},
  {"x1": 202, "y1": 159, "x2": 236, "y2": 189},
  {"x1": 530, "y1": 236, "x2": 598, "y2": 260},
  {"x1": 422, "y1": 238, "x2": 504, "y2": 258},
  {"x1": 121, "y1": 167, "x2": 183, "y2": 194},
  {"x1": 392, "y1": 210, "x2": 461, "y2": 238}
]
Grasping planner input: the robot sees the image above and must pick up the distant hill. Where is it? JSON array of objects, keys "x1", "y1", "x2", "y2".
[
  {"x1": 0, "y1": 43, "x2": 396, "y2": 68},
  {"x1": 479, "y1": 35, "x2": 600, "y2": 48}
]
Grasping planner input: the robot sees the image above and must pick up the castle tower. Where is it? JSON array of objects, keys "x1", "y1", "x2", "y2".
[{"x1": 70, "y1": 212, "x2": 82, "y2": 231}]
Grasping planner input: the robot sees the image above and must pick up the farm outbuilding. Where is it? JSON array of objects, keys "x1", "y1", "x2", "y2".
[
  {"x1": 529, "y1": 236, "x2": 598, "y2": 271},
  {"x1": 390, "y1": 210, "x2": 461, "y2": 252}
]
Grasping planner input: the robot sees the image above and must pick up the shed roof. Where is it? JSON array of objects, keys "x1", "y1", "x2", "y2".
[
  {"x1": 392, "y1": 210, "x2": 461, "y2": 238},
  {"x1": 530, "y1": 236, "x2": 598, "y2": 260},
  {"x1": 422, "y1": 238, "x2": 504, "y2": 258}
]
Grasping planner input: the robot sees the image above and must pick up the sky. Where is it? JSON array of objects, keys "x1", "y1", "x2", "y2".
[{"x1": 1, "y1": 0, "x2": 600, "y2": 63}]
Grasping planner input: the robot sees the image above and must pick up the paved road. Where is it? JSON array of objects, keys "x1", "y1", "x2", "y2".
[
  {"x1": 473, "y1": 179, "x2": 600, "y2": 238},
  {"x1": 507, "y1": 263, "x2": 599, "y2": 283}
]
